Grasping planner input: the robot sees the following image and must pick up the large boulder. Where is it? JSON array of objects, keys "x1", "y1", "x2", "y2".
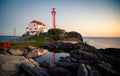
[
  {"x1": 0, "y1": 54, "x2": 39, "y2": 76},
  {"x1": 48, "y1": 28, "x2": 65, "y2": 35},
  {"x1": 47, "y1": 28, "x2": 83, "y2": 42},
  {"x1": 64, "y1": 31, "x2": 83, "y2": 42}
]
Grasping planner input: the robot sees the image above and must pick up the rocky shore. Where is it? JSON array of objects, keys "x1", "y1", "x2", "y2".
[
  {"x1": 43, "y1": 42, "x2": 120, "y2": 76},
  {"x1": 0, "y1": 42, "x2": 120, "y2": 76},
  {"x1": 0, "y1": 29, "x2": 120, "y2": 76}
]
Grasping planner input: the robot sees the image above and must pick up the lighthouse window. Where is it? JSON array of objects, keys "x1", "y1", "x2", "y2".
[
  {"x1": 30, "y1": 28, "x2": 32, "y2": 30},
  {"x1": 34, "y1": 24, "x2": 36, "y2": 26}
]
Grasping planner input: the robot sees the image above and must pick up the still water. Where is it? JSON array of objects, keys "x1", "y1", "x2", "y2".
[{"x1": 35, "y1": 51, "x2": 69, "y2": 63}]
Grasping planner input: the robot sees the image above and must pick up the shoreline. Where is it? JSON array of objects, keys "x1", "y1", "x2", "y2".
[{"x1": 1, "y1": 36, "x2": 120, "y2": 49}]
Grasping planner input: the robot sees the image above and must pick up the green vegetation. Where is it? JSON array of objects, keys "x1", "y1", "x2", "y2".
[
  {"x1": 0, "y1": 28, "x2": 83, "y2": 49},
  {"x1": 11, "y1": 34, "x2": 59, "y2": 48},
  {"x1": 11, "y1": 42, "x2": 38, "y2": 49},
  {"x1": 0, "y1": 34, "x2": 60, "y2": 49},
  {"x1": 0, "y1": 42, "x2": 38, "y2": 49},
  {"x1": 33, "y1": 34, "x2": 60, "y2": 43}
]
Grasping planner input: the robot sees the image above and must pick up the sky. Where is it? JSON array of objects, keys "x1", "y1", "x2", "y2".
[{"x1": 0, "y1": 0, "x2": 120, "y2": 37}]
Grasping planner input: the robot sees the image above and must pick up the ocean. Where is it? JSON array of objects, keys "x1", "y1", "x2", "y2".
[
  {"x1": 0, "y1": 36, "x2": 120, "y2": 49},
  {"x1": 0, "y1": 36, "x2": 20, "y2": 42},
  {"x1": 83, "y1": 37, "x2": 120, "y2": 49}
]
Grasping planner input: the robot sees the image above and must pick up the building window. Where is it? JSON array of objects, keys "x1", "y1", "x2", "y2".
[{"x1": 35, "y1": 28, "x2": 37, "y2": 30}]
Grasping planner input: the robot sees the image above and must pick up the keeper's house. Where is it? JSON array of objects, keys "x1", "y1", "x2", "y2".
[{"x1": 26, "y1": 20, "x2": 47, "y2": 35}]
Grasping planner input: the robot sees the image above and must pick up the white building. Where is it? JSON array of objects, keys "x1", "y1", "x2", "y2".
[{"x1": 26, "y1": 20, "x2": 47, "y2": 35}]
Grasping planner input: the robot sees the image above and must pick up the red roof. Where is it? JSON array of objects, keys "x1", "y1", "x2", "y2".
[{"x1": 31, "y1": 20, "x2": 45, "y2": 26}]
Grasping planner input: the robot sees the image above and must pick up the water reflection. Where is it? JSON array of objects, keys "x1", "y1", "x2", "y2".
[{"x1": 35, "y1": 51, "x2": 69, "y2": 63}]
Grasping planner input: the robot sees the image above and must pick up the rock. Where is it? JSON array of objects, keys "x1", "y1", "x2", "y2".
[
  {"x1": 59, "y1": 56, "x2": 71, "y2": 62},
  {"x1": 26, "y1": 49, "x2": 47, "y2": 58},
  {"x1": 9, "y1": 49, "x2": 24, "y2": 56},
  {"x1": 43, "y1": 41, "x2": 97, "y2": 53},
  {"x1": 98, "y1": 61, "x2": 120, "y2": 76},
  {"x1": 97, "y1": 48, "x2": 120, "y2": 74},
  {"x1": 55, "y1": 62, "x2": 79, "y2": 70},
  {"x1": 27, "y1": 46, "x2": 36, "y2": 50},
  {"x1": 20, "y1": 63, "x2": 44, "y2": 76},
  {"x1": 77, "y1": 64, "x2": 88, "y2": 76},
  {"x1": 86, "y1": 65, "x2": 101, "y2": 76},
  {"x1": 59, "y1": 42, "x2": 75, "y2": 50},
  {"x1": 0, "y1": 48, "x2": 7, "y2": 54},
  {"x1": 69, "y1": 57, "x2": 78, "y2": 62},
  {"x1": 48, "y1": 28, "x2": 65, "y2": 35},
  {"x1": 64, "y1": 31, "x2": 83, "y2": 42},
  {"x1": 50, "y1": 67, "x2": 71, "y2": 76},
  {"x1": 43, "y1": 42, "x2": 76, "y2": 51},
  {"x1": 43, "y1": 43, "x2": 58, "y2": 50},
  {"x1": 70, "y1": 49, "x2": 98, "y2": 63},
  {"x1": 97, "y1": 48, "x2": 120, "y2": 58},
  {"x1": 35, "y1": 67, "x2": 49, "y2": 76},
  {"x1": 0, "y1": 54, "x2": 39, "y2": 76},
  {"x1": 39, "y1": 61, "x2": 50, "y2": 69}
]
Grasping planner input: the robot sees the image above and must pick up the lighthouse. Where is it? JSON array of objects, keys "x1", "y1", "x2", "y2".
[
  {"x1": 51, "y1": 8, "x2": 56, "y2": 64},
  {"x1": 52, "y1": 8, "x2": 56, "y2": 29}
]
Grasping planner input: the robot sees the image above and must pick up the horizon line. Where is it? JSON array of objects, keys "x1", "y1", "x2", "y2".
[{"x1": 0, "y1": 35, "x2": 120, "y2": 38}]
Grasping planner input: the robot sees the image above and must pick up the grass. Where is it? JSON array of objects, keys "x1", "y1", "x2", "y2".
[
  {"x1": 11, "y1": 42, "x2": 40, "y2": 48},
  {"x1": 33, "y1": 34, "x2": 59, "y2": 44},
  {"x1": 0, "y1": 42, "x2": 40, "y2": 49},
  {"x1": 33, "y1": 34, "x2": 59, "y2": 41},
  {"x1": 0, "y1": 34, "x2": 60, "y2": 49}
]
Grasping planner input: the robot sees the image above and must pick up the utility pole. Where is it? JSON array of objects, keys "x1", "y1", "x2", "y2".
[{"x1": 14, "y1": 28, "x2": 16, "y2": 43}]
